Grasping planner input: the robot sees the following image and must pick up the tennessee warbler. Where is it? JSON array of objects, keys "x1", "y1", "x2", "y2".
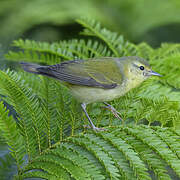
[{"x1": 21, "y1": 56, "x2": 161, "y2": 131}]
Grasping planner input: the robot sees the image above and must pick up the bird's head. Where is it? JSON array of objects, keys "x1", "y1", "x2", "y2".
[{"x1": 122, "y1": 56, "x2": 162, "y2": 86}]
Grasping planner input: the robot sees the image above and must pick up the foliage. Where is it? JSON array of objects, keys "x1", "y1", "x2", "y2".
[
  {"x1": 1, "y1": 0, "x2": 180, "y2": 44},
  {"x1": 19, "y1": 126, "x2": 180, "y2": 180},
  {"x1": 0, "y1": 18, "x2": 179, "y2": 179},
  {"x1": 0, "y1": 101, "x2": 25, "y2": 169},
  {"x1": 0, "y1": 150, "x2": 17, "y2": 180}
]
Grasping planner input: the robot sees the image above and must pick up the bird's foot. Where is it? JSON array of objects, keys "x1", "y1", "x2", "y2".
[
  {"x1": 83, "y1": 125, "x2": 106, "y2": 131},
  {"x1": 103, "y1": 103, "x2": 123, "y2": 121}
]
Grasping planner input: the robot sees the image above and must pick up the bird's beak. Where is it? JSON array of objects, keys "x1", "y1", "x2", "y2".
[{"x1": 149, "y1": 70, "x2": 162, "y2": 77}]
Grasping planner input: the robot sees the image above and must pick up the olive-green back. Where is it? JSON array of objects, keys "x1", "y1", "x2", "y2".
[{"x1": 38, "y1": 57, "x2": 123, "y2": 89}]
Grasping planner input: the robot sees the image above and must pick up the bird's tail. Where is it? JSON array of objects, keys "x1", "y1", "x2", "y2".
[
  {"x1": 20, "y1": 62, "x2": 43, "y2": 74},
  {"x1": 20, "y1": 62, "x2": 58, "y2": 79}
]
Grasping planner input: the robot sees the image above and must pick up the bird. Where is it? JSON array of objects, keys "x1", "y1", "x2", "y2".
[{"x1": 20, "y1": 56, "x2": 161, "y2": 131}]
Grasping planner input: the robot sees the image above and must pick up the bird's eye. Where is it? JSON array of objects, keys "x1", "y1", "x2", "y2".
[{"x1": 139, "y1": 66, "x2": 145, "y2": 70}]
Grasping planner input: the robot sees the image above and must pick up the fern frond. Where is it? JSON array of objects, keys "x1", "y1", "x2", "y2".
[
  {"x1": 0, "y1": 70, "x2": 46, "y2": 159},
  {"x1": 137, "y1": 79, "x2": 180, "y2": 103},
  {"x1": 109, "y1": 84, "x2": 179, "y2": 128},
  {"x1": 20, "y1": 126, "x2": 180, "y2": 179},
  {"x1": 150, "y1": 55, "x2": 180, "y2": 89},
  {"x1": 0, "y1": 153, "x2": 17, "y2": 179},
  {"x1": 6, "y1": 49, "x2": 67, "y2": 65},
  {"x1": 151, "y1": 126, "x2": 180, "y2": 159},
  {"x1": 59, "y1": 39, "x2": 112, "y2": 58},
  {"x1": 11, "y1": 39, "x2": 73, "y2": 61},
  {"x1": 0, "y1": 101, "x2": 25, "y2": 169},
  {"x1": 38, "y1": 77, "x2": 80, "y2": 146},
  {"x1": 136, "y1": 97, "x2": 178, "y2": 126},
  {"x1": 88, "y1": 133, "x2": 142, "y2": 179},
  {"x1": 24, "y1": 161, "x2": 71, "y2": 179},
  {"x1": 35, "y1": 154, "x2": 90, "y2": 180},
  {"x1": 77, "y1": 18, "x2": 138, "y2": 57},
  {"x1": 151, "y1": 43, "x2": 180, "y2": 59},
  {"x1": 98, "y1": 132, "x2": 151, "y2": 179},
  {"x1": 172, "y1": 112, "x2": 180, "y2": 130},
  {"x1": 137, "y1": 42, "x2": 154, "y2": 59},
  {"x1": 0, "y1": 69, "x2": 81, "y2": 156},
  {"x1": 52, "y1": 145, "x2": 105, "y2": 180},
  {"x1": 21, "y1": 171, "x2": 60, "y2": 180},
  {"x1": 62, "y1": 143, "x2": 105, "y2": 179},
  {"x1": 6, "y1": 39, "x2": 113, "y2": 65},
  {"x1": 115, "y1": 129, "x2": 172, "y2": 180},
  {"x1": 124, "y1": 126, "x2": 180, "y2": 177},
  {"x1": 69, "y1": 136, "x2": 120, "y2": 179}
]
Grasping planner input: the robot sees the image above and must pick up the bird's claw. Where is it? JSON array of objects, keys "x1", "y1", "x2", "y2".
[
  {"x1": 83, "y1": 125, "x2": 106, "y2": 131},
  {"x1": 102, "y1": 104, "x2": 123, "y2": 121}
]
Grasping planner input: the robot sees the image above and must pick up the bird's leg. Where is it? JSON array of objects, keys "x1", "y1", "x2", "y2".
[
  {"x1": 81, "y1": 103, "x2": 105, "y2": 131},
  {"x1": 103, "y1": 102, "x2": 122, "y2": 121}
]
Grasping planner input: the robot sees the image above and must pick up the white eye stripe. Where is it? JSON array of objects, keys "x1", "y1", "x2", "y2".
[
  {"x1": 132, "y1": 63, "x2": 145, "y2": 70},
  {"x1": 132, "y1": 63, "x2": 139, "y2": 68}
]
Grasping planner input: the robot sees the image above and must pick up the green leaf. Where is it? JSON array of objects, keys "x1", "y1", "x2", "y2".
[
  {"x1": 0, "y1": 101, "x2": 25, "y2": 169},
  {"x1": 21, "y1": 126, "x2": 180, "y2": 179}
]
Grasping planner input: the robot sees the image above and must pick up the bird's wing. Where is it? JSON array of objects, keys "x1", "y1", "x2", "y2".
[{"x1": 37, "y1": 58, "x2": 123, "y2": 89}]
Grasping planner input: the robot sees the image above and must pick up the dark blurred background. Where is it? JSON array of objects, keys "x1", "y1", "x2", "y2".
[
  {"x1": 1, "y1": 0, "x2": 180, "y2": 50},
  {"x1": 0, "y1": 0, "x2": 180, "y2": 179},
  {"x1": 0, "y1": 0, "x2": 180, "y2": 67}
]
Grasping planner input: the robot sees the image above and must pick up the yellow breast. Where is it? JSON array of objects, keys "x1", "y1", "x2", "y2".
[
  {"x1": 68, "y1": 80, "x2": 127, "y2": 104},
  {"x1": 68, "y1": 76, "x2": 143, "y2": 104}
]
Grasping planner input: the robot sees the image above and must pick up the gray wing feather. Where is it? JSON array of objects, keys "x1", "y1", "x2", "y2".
[{"x1": 37, "y1": 61, "x2": 117, "y2": 89}]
